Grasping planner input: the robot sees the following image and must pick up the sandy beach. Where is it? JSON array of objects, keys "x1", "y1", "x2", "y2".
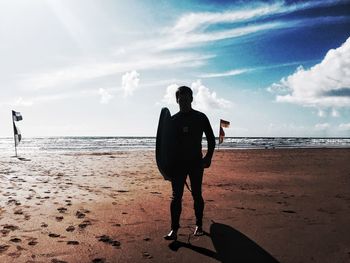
[{"x1": 0, "y1": 148, "x2": 349, "y2": 263}]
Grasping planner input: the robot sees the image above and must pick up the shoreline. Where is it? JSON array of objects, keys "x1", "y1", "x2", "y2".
[{"x1": 2, "y1": 146, "x2": 350, "y2": 158}]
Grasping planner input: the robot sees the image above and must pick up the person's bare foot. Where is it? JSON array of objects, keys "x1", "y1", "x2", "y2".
[{"x1": 163, "y1": 229, "x2": 177, "y2": 240}]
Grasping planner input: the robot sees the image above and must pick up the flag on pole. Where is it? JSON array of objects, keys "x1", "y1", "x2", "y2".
[
  {"x1": 14, "y1": 123, "x2": 22, "y2": 147},
  {"x1": 219, "y1": 119, "x2": 230, "y2": 144},
  {"x1": 12, "y1": 110, "x2": 23, "y2": 122},
  {"x1": 12, "y1": 110, "x2": 23, "y2": 156}
]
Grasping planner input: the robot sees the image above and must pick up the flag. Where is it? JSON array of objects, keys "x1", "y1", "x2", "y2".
[
  {"x1": 13, "y1": 123, "x2": 22, "y2": 146},
  {"x1": 219, "y1": 119, "x2": 230, "y2": 144},
  {"x1": 12, "y1": 110, "x2": 23, "y2": 150},
  {"x1": 220, "y1": 119, "x2": 230, "y2": 128},
  {"x1": 12, "y1": 110, "x2": 23, "y2": 122},
  {"x1": 219, "y1": 126, "x2": 225, "y2": 144}
]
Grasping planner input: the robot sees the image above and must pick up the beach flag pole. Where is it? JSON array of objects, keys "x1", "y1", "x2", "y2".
[
  {"x1": 218, "y1": 126, "x2": 220, "y2": 151},
  {"x1": 12, "y1": 121, "x2": 17, "y2": 157},
  {"x1": 12, "y1": 110, "x2": 23, "y2": 157},
  {"x1": 218, "y1": 119, "x2": 230, "y2": 151}
]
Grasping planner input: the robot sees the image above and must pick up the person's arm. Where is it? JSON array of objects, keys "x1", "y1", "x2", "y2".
[{"x1": 203, "y1": 115, "x2": 215, "y2": 168}]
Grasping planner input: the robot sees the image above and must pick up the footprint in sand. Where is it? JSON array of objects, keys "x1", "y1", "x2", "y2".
[
  {"x1": 3, "y1": 224, "x2": 19, "y2": 231},
  {"x1": 97, "y1": 235, "x2": 121, "y2": 248},
  {"x1": 28, "y1": 240, "x2": 38, "y2": 246},
  {"x1": 92, "y1": 258, "x2": 106, "y2": 263},
  {"x1": 14, "y1": 209, "x2": 23, "y2": 215},
  {"x1": 56, "y1": 216, "x2": 64, "y2": 222},
  {"x1": 1, "y1": 229, "x2": 10, "y2": 236},
  {"x1": 66, "y1": 226, "x2": 75, "y2": 232},
  {"x1": 78, "y1": 220, "x2": 92, "y2": 229},
  {"x1": 57, "y1": 207, "x2": 67, "y2": 213},
  {"x1": 0, "y1": 244, "x2": 10, "y2": 253},
  {"x1": 10, "y1": 237, "x2": 22, "y2": 243},
  {"x1": 7, "y1": 199, "x2": 21, "y2": 206},
  {"x1": 282, "y1": 210, "x2": 296, "y2": 214},
  {"x1": 51, "y1": 259, "x2": 68, "y2": 263},
  {"x1": 142, "y1": 252, "x2": 153, "y2": 259},
  {"x1": 67, "y1": 241, "x2": 79, "y2": 245},
  {"x1": 48, "y1": 233, "x2": 60, "y2": 238},
  {"x1": 75, "y1": 211, "x2": 86, "y2": 219}
]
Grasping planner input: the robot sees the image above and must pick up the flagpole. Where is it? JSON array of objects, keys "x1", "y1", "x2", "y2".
[
  {"x1": 12, "y1": 112, "x2": 17, "y2": 157},
  {"x1": 218, "y1": 122, "x2": 220, "y2": 151}
]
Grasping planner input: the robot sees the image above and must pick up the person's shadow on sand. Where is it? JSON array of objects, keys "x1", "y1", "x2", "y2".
[{"x1": 169, "y1": 221, "x2": 280, "y2": 263}]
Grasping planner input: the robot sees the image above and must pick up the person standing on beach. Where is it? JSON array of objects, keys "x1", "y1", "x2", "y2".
[{"x1": 164, "y1": 86, "x2": 216, "y2": 240}]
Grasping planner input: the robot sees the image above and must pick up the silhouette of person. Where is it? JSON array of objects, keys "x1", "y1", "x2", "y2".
[{"x1": 164, "y1": 86, "x2": 215, "y2": 240}]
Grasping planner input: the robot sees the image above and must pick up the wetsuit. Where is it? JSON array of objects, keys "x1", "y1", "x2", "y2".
[{"x1": 170, "y1": 109, "x2": 215, "y2": 230}]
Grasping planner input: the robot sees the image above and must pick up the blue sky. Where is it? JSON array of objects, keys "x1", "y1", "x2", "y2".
[{"x1": 0, "y1": 0, "x2": 349, "y2": 137}]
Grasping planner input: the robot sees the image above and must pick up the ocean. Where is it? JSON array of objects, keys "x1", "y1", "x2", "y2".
[{"x1": 0, "y1": 137, "x2": 350, "y2": 154}]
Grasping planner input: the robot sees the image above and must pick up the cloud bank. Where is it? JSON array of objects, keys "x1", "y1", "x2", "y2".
[{"x1": 269, "y1": 36, "x2": 350, "y2": 109}]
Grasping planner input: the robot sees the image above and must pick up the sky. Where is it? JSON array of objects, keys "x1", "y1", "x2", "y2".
[{"x1": 0, "y1": 0, "x2": 350, "y2": 137}]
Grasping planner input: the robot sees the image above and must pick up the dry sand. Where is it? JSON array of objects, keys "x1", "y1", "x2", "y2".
[{"x1": 0, "y1": 149, "x2": 349, "y2": 263}]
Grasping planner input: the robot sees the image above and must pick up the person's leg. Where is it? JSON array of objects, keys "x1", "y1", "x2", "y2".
[
  {"x1": 170, "y1": 171, "x2": 187, "y2": 231},
  {"x1": 189, "y1": 163, "x2": 204, "y2": 229},
  {"x1": 164, "y1": 170, "x2": 187, "y2": 240}
]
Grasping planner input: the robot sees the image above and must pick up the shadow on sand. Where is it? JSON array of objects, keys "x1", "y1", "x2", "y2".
[{"x1": 169, "y1": 222, "x2": 279, "y2": 263}]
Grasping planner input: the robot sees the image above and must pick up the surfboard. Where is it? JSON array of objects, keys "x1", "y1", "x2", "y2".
[{"x1": 156, "y1": 107, "x2": 175, "y2": 181}]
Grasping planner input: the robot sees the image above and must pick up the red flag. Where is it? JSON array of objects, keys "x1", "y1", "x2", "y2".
[
  {"x1": 220, "y1": 119, "x2": 230, "y2": 128},
  {"x1": 219, "y1": 126, "x2": 225, "y2": 144},
  {"x1": 219, "y1": 119, "x2": 230, "y2": 144}
]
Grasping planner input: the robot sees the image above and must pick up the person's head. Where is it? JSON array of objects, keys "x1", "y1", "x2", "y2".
[{"x1": 176, "y1": 86, "x2": 193, "y2": 112}]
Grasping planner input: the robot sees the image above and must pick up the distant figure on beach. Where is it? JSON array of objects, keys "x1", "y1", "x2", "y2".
[{"x1": 164, "y1": 86, "x2": 215, "y2": 240}]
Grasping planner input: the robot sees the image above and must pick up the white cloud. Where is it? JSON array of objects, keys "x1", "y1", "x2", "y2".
[
  {"x1": 98, "y1": 88, "x2": 113, "y2": 104},
  {"x1": 171, "y1": 0, "x2": 341, "y2": 36},
  {"x1": 162, "y1": 84, "x2": 179, "y2": 105},
  {"x1": 171, "y1": 3, "x2": 283, "y2": 34},
  {"x1": 199, "y1": 68, "x2": 251, "y2": 78},
  {"x1": 162, "y1": 80, "x2": 232, "y2": 111},
  {"x1": 161, "y1": 1, "x2": 346, "y2": 50},
  {"x1": 315, "y1": 123, "x2": 330, "y2": 130},
  {"x1": 191, "y1": 80, "x2": 231, "y2": 111},
  {"x1": 162, "y1": 22, "x2": 283, "y2": 50},
  {"x1": 122, "y1": 70, "x2": 140, "y2": 97},
  {"x1": 339, "y1": 123, "x2": 350, "y2": 131},
  {"x1": 270, "y1": 37, "x2": 350, "y2": 108}
]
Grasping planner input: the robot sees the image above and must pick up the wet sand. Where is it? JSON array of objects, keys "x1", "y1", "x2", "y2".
[{"x1": 0, "y1": 148, "x2": 349, "y2": 263}]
